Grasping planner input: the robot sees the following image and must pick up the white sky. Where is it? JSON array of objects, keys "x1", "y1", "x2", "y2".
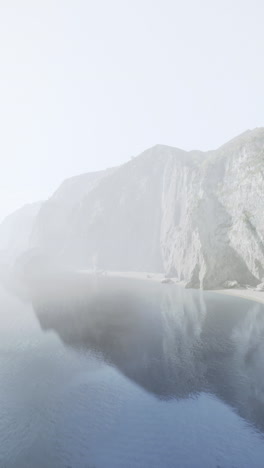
[{"x1": 0, "y1": 0, "x2": 263, "y2": 221}]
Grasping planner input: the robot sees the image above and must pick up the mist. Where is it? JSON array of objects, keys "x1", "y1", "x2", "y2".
[
  {"x1": 0, "y1": 0, "x2": 264, "y2": 221},
  {"x1": 0, "y1": 2, "x2": 264, "y2": 468}
]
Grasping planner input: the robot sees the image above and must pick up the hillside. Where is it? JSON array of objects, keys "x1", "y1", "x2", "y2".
[{"x1": 19, "y1": 128, "x2": 264, "y2": 288}]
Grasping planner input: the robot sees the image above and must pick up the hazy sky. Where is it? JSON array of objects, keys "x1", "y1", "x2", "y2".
[{"x1": 0, "y1": 0, "x2": 263, "y2": 221}]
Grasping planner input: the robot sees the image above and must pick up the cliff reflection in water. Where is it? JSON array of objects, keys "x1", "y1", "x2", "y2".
[{"x1": 32, "y1": 275, "x2": 264, "y2": 434}]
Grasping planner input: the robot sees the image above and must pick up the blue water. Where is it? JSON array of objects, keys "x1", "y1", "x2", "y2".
[{"x1": 0, "y1": 276, "x2": 264, "y2": 468}]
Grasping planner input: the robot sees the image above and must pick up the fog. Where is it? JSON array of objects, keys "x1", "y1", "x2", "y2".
[
  {"x1": 0, "y1": 3, "x2": 264, "y2": 466},
  {"x1": 1, "y1": 130, "x2": 264, "y2": 292},
  {"x1": 0, "y1": 0, "x2": 264, "y2": 221}
]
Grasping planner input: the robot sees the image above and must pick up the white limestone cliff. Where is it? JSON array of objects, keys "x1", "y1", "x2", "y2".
[
  {"x1": 27, "y1": 128, "x2": 264, "y2": 289},
  {"x1": 0, "y1": 202, "x2": 42, "y2": 269}
]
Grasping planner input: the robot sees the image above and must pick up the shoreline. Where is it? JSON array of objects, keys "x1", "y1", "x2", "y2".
[
  {"x1": 79, "y1": 269, "x2": 264, "y2": 305},
  {"x1": 211, "y1": 288, "x2": 264, "y2": 305}
]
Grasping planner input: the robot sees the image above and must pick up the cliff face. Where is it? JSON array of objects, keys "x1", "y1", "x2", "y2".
[
  {"x1": 31, "y1": 128, "x2": 264, "y2": 289},
  {"x1": 161, "y1": 128, "x2": 264, "y2": 288},
  {"x1": 31, "y1": 168, "x2": 115, "y2": 255},
  {"x1": 0, "y1": 202, "x2": 42, "y2": 267}
]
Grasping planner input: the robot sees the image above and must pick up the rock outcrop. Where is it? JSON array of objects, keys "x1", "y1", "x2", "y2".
[
  {"x1": 29, "y1": 128, "x2": 264, "y2": 289},
  {"x1": 0, "y1": 202, "x2": 42, "y2": 269}
]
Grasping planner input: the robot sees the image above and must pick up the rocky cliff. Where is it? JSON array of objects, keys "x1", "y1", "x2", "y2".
[
  {"x1": 30, "y1": 128, "x2": 264, "y2": 289},
  {"x1": 0, "y1": 202, "x2": 42, "y2": 268}
]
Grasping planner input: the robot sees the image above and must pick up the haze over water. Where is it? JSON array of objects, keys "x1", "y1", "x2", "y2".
[{"x1": 1, "y1": 276, "x2": 264, "y2": 468}]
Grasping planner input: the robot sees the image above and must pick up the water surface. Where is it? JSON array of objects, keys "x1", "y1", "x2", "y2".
[{"x1": 0, "y1": 275, "x2": 264, "y2": 467}]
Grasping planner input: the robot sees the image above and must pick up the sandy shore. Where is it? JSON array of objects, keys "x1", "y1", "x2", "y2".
[
  {"x1": 80, "y1": 269, "x2": 264, "y2": 305},
  {"x1": 211, "y1": 288, "x2": 264, "y2": 305},
  {"x1": 79, "y1": 269, "x2": 165, "y2": 282}
]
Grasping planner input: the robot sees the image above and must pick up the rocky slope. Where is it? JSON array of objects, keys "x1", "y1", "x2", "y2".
[
  {"x1": 30, "y1": 128, "x2": 264, "y2": 289},
  {"x1": 31, "y1": 168, "x2": 115, "y2": 255},
  {"x1": 0, "y1": 202, "x2": 42, "y2": 268}
]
